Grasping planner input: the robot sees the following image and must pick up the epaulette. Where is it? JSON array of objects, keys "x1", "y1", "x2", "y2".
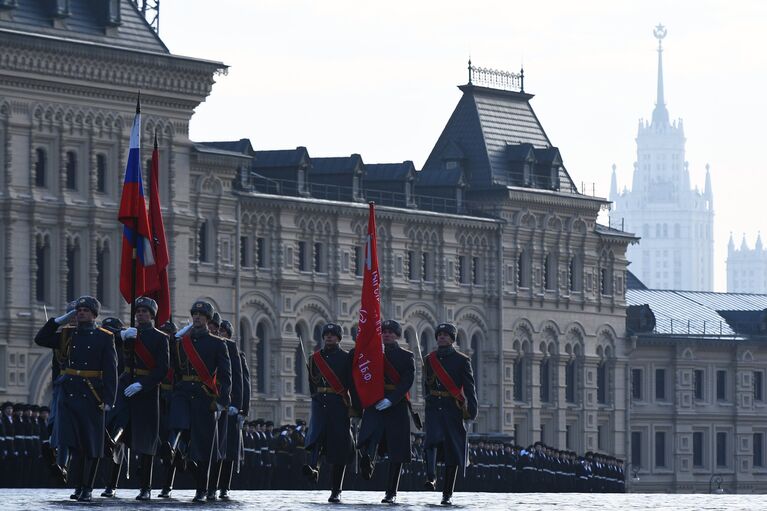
[{"x1": 455, "y1": 350, "x2": 470, "y2": 359}]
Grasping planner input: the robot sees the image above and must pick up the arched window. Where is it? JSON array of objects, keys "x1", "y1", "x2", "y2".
[
  {"x1": 540, "y1": 358, "x2": 550, "y2": 402},
  {"x1": 65, "y1": 151, "x2": 77, "y2": 190},
  {"x1": 565, "y1": 359, "x2": 576, "y2": 403},
  {"x1": 597, "y1": 361, "x2": 607, "y2": 404},
  {"x1": 198, "y1": 220, "x2": 209, "y2": 262},
  {"x1": 569, "y1": 255, "x2": 582, "y2": 292},
  {"x1": 420, "y1": 329, "x2": 431, "y2": 355},
  {"x1": 256, "y1": 321, "x2": 267, "y2": 394},
  {"x1": 34, "y1": 148, "x2": 47, "y2": 188},
  {"x1": 313, "y1": 324, "x2": 323, "y2": 351},
  {"x1": 294, "y1": 324, "x2": 309, "y2": 394},
  {"x1": 35, "y1": 236, "x2": 50, "y2": 302},
  {"x1": 471, "y1": 333, "x2": 480, "y2": 400},
  {"x1": 96, "y1": 153, "x2": 108, "y2": 193},
  {"x1": 350, "y1": 324, "x2": 359, "y2": 342},
  {"x1": 66, "y1": 238, "x2": 80, "y2": 302},
  {"x1": 518, "y1": 250, "x2": 531, "y2": 288},
  {"x1": 96, "y1": 243, "x2": 110, "y2": 306},
  {"x1": 513, "y1": 357, "x2": 525, "y2": 402},
  {"x1": 544, "y1": 253, "x2": 557, "y2": 291}
]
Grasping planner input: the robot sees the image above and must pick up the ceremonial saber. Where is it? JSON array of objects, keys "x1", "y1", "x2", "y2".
[
  {"x1": 43, "y1": 304, "x2": 48, "y2": 321},
  {"x1": 207, "y1": 409, "x2": 220, "y2": 485}
]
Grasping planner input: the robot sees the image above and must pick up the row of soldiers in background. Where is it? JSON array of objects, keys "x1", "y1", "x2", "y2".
[
  {"x1": 0, "y1": 402, "x2": 50, "y2": 487},
  {"x1": 31, "y1": 295, "x2": 250, "y2": 503}
]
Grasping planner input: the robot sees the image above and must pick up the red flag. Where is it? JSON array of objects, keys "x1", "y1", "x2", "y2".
[
  {"x1": 352, "y1": 203, "x2": 385, "y2": 409},
  {"x1": 118, "y1": 104, "x2": 156, "y2": 304},
  {"x1": 146, "y1": 133, "x2": 171, "y2": 325}
]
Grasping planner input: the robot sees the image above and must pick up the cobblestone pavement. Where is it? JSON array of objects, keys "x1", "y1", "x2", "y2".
[{"x1": 3, "y1": 489, "x2": 764, "y2": 510}]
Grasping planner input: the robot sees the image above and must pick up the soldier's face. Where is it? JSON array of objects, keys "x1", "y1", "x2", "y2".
[
  {"x1": 76, "y1": 306, "x2": 95, "y2": 323},
  {"x1": 436, "y1": 332, "x2": 453, "y2": 346},
  {"x1": 192, "y1": 312, "x2": 207, "y2": 329},
  {"x1": 135, "y1": 307, "x2": 152, "y2": 324},
  {"x1": 323, "y1": 333, "x2": 339, "y2": 347},
  {"x1": 382, "y1": 330, "x2": 398, "y2": 344},
  {"x1": 207, "y1": 322, "x2": 219, "y2": 334}
]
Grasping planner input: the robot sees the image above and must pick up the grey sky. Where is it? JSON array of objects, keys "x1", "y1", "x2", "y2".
[{"x1": 162, "y1": 0, "x2": 767, "y2": 292}]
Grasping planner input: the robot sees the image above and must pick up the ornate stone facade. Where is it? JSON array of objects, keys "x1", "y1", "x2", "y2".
[
  {"x1": 0, "y1": 1, "x2": 633, "y2": 463},
  {"x1": 727, "y1": 233, "x2": 767, "y2": 294}
]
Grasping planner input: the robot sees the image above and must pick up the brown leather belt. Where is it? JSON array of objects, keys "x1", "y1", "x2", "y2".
[
  {"x1": 161, "y1": 383, "x2": 173, "y2": 391},
  {"x1": 314, "y1": 386, "x2": 337, "y2": 394},
  {"x1": 63, "y1": 368, "x2": 103, "y2": 378},
  {"x1": 430, "y1": 390, "x2": 453, "y2": 398},
  {"x1": 182, "y1": 375, "x2": 202, "y2": 382},
  {"x1": 384, "y1": 384, "x2": 396, "y2": 391}
]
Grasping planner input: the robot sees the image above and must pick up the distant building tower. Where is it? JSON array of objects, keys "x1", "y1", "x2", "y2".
[
  {"x1": 727, "y1": 233, "x2": 767, "y2": 293},
  {"x1": 610, "y1": 25, "x2": 714, "y2": 291}
]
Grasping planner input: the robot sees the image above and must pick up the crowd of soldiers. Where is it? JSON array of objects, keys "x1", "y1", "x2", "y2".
[{"x1": 3, "y1": 294, "x2": 625, "y2": 504}]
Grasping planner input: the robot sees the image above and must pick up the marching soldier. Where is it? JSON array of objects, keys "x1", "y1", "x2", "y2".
[
  {"x1": 168, "y1": 301, "x2": 232, "y2": 502},
  {"x1": 33, "y1": 296, "x2": 118, "y2": 502},
  {"x1": 422, "y1": 322, "x2": 478, "y2": 506},
  {"x1": 212, "y1": 319, "x2": 245, "y2": 500},
  {"x1": 100, "y1": 316, "x2": 126, "y2": 498},
  {"x1": 356, "y1": 319, "x2": 415, "y2": 504},
  {"x1": 114, "y1": 297, "x2": 170, "y2": 500},
  {"x1": 302, "y1": 323, "x2": 356, "y2": 503}
]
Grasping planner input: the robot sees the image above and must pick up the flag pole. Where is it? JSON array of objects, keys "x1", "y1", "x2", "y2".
[{"x1": 129, "y1": 92, "x2": 141, "y2": 329}]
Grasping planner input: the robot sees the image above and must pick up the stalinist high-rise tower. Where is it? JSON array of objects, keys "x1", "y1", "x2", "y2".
[{"x1": 610, "y1": 25, "x2": 714, "y2": 291}]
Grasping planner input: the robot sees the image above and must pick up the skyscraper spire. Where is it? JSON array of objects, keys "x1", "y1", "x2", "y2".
[
  {"x1": 610, "y1": 163, "x2": 618, "y2": 202},
  {"x1": 704, "y1": 163, "x2": 713, "y2": 206},
  {"x1": 651, "y1": 24, "x2": 670, "y2": 128}
]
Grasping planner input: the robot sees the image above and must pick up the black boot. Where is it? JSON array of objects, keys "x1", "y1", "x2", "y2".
[
  {"x1": 192, "y1": 490, "x2": 206, "y2": 503},
  {"x1": 360, "y1": 452, "x2": 374, "y2": 480},
  {"x1": 101, "y1": 459, "x2": 121, "y2": 497},
  {"x1": 77, "y1": 457, "x2": 99, "y2": 502},
  {"x1": 382, "y1": 462, "x2": 402, "y2": 504},
  {"x1": 193, "y1": 465, "x2": 207, "y2": 502},
  {"x1": 219, "y1": 460, "x2": 234, "y2": 499},
  {"x1": 424, "y1": 447, "x2": 437, "y2": 490},
  {"x1": 136, "y1": 454, "x2": 153, "y2": 500},
  {"x1": 206, "y1": 460, "x2": 221, "y2": 500},
  {"x1": 328, "y1": 464, "x2": 345, "y2": 503},
  {"x1": 70, "y1": 487, "x2": 83, "y2": 500},
  {"x1": 159, "y1": 464, "x2": 176, "y2": 498},
  {"x1": 441, "y1": 465, "x2": 458, "y2": 505}
]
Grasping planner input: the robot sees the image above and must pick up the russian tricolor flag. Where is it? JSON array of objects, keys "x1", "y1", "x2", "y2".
[{"x1": 118, "y1": 101, "x2": 157, "y2": 303}]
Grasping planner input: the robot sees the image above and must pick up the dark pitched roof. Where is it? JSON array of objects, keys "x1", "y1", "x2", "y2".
[
  {"x1": 422, "y1": 84, "x2": 577, "y2": 192},
  {"x1": 626, "y1": 289, "x2": 767, "y2": 337},
  {"x1": 311, "y1": 154, "x2": 363, "y2": 175},
  {"x1": 416, "y1": 167, "x2": 465, "y2": 187},
  {"x1": 197, "y1": 139, "x2": 254, "y2": 157},
  {"x1": 252, "y1": 147, "x2": 310, "y2": 169},
  {"x1": 626, "y1": 271, "x2": 648, "y2": 290},
  {"x1": 365, "y1": 162, "x2": 415, "y2": 182},
  {"x1": 0, "y1": 0, "x2": 168, "y2": 54}
]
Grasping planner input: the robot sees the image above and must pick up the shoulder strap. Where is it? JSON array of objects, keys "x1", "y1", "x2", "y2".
[
  {"x1": 426, "y1": 352, "x2": 465, "y2": 403},
  {"x1": 181, "y1": 334, "x2": 218, "y2": 395},
  {"x1": 384, "y1": 354, "x2": 410, "y2": 401},
  {"x1": 312, "y1": 351, "x2": 348, "y2": 398},
  {"x1": 133, "y1": 334, "x2": 156, "y2": 370}
]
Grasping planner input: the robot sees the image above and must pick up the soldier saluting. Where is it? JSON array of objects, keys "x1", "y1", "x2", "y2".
[
  {"x1": 356, "y1": 319, "x2": 416, "y2": 504},
  {"x1": 34, "y1": 296, "x2": 118, "y2": 502},
  {"x1": 168, "y1": 301, "x2": 232, "y2": 503},
  {"x1": 302, "y1": 323, "x2": 357, "y2": 503},
  {"x1": 422, "y1": 322, "x2": 478, "y2": 506},
  {"x1": 114, "y1": 297, "x2": 169, "y2": 500}
]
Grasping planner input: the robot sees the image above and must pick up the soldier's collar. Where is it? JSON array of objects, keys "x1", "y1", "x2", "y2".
[
  {"x1": 137, "y1": 322, "x2": 154, "y2": 331},
  {"x1": 77, "y1": 321, "x2": 96, "y2": 330}
]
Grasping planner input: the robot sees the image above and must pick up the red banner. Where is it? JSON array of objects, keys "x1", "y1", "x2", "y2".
[
  {"x1": 352, "y1": 203, "x2": 385, "y2": 409},
  {"x1": 146, "y1": 134, "x2": 171, "y2": 325}
]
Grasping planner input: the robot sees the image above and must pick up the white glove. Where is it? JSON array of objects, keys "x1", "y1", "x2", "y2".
[
  {"x1": 175, "y1": 323, "x2": 193, "y2": 339},
  {"x1": 228, "y1": 406, "x2": 238, "y2": 416},
  {"x1": 121, "y1": 327, "x2": 137, "y2": 340},
  {"x1": 103, "y1": 404, "x2": 112, "y2": 412},
  {"x1": 375, "y1": 398, "x2": 392, "y2": 411},
  {"x1": 54, "y1": 310, "x2": 76, "y2": 325},
  {"x1": 124, "y1": 382, "x2": 143, "y2": 397}
]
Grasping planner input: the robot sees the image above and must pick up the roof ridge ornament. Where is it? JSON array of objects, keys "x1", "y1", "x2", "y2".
[{"x1": 468, "y1": 61, "x2": 524, "y2": 93}]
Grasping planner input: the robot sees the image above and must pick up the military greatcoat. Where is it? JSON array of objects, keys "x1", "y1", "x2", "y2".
[{"x1": 423, "y1": 345, "x2": 478, "y2": 469}]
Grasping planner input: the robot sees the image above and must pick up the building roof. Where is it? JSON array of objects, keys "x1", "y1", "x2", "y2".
[
  {"x1": 416, "y1": 167, "x2": 465, "y2": 187},
  {"x1": 626, "y1": 288, "x2": 767, "y2": 337},
  {"x1": 422, "y1": 84, "x2": 578, "y2": 193},
  {"x1": 0, "y1": 0, "x2": 168, "y2": 54},
  {"x1": 626, "y1": 271, "x2": 648, "y2": 290},
  {"x1": 365, "y1": 162, "x2": 415, "y2": 182},
  {"x1": 252, "y1": 147, "x2": 310, "y2": 169},
  {"x1": 311, "y1": 155, "x2": 363, "y2": 175},
  {"x1": 197, "y1": 139, "x2": 255, "y2": 157}
]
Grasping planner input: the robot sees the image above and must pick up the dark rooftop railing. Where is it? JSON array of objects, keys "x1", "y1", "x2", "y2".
[
  {"x1": 244, "y1": 174, "x2": 490, "y2": 216},
  {"x1": 468, "y1": 60, "x2": 524, "y2": 93}
]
